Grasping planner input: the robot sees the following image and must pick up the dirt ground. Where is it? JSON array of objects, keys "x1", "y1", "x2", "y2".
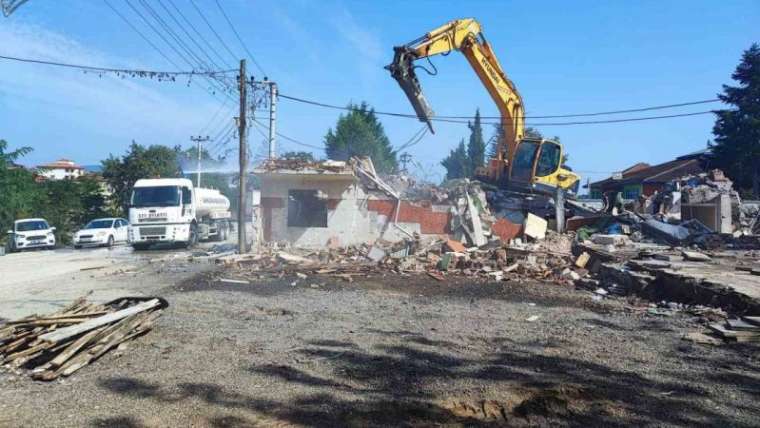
[{"x1": 2, "y1": 265, "x2": 760, "y2": 427}]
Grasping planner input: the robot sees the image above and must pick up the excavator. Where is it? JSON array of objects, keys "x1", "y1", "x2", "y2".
[{"x1": 387, "y1": 18, "x2": 580, "y2": 196}]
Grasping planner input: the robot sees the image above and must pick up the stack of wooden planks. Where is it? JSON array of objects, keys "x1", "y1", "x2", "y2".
[
  {"x1": 709, "y1": 316, "x2": 760, "y2": 343},
  {"x1": 0, "y1": 296, "x2": 167, "y2": 380}
]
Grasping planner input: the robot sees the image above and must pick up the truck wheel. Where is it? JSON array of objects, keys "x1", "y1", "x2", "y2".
[
  {"x1": 132, "y1": 243, "x2": 150, "y2": 251},
  {"x1": 186, "y1": 224, "x2": 198, "y2": 249}
]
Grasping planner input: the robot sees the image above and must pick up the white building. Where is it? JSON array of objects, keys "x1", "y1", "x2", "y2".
[{"x1": 37, "y1": 159, "x2": 85, "y2": 180}]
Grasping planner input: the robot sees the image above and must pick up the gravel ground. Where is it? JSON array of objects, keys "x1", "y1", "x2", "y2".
[{"x1": 1, "y1": 267, "x2": 759, "y2": 427}]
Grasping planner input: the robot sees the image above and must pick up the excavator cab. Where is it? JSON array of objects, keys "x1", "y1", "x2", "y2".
[{"x1": 509, "y1": 138, "x2": 579, "y2": 195}]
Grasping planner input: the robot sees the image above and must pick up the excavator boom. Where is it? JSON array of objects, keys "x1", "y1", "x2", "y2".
[{"x1": 387, "y1": 18, "x2": 580, "y2": 194}]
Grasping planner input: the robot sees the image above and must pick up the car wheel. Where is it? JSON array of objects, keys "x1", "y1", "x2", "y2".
[
  {"x1": 107, "y1": 236, "x2": 114, "y2": 248},
  {"x1": 74, "y1": 245, "x2": 82, "y2": 249}
]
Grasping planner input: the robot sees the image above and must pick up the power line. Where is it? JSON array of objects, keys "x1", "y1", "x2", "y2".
[
  {"x1": 122, "y1": 0, "x2": 233, "y2": 99},
  {"x1": 156, "y1": 0, "x2": 228, "y2": 75},
  {"x1": 252, "y1": 119, "x2": 323, "y2": 151},
  {"x1": 277, "y1": 92, "x2": 721, "y2": 124},
  {"x1": 213, "y1": 0, "x2": 267, "y2": 77},
  {"x1": 189, "y1": 0, "x2": 240, "y2": 65},
  {"x1": 0, "y1": 53, "x2": 234, "y2": 77},
  {"x1": 533, "y1": 110, "x2": 714, "y2": 126},
  {"x1": 104, "y1": 0, "x2": 229, "y2": 105},
  {"x1": 137, "y1": 0, "x2": 230, "y2": 93},
  {"x1": 166, "y1": 0, "x2": 232, "y2": 69}
]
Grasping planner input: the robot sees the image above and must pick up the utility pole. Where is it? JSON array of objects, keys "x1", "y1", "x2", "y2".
[
  {"x1": 267, "y1": 81, "x2": 278, "y2": 159},
  {"x1": 237, "y1": 59, "x2": 247, "y2": 253},
  {"x1": 190, "y1": 135, "x2": 210, "y2": 188},
  {"x1": 399, "y1": 152, "x2": 412, "y2": 173}
]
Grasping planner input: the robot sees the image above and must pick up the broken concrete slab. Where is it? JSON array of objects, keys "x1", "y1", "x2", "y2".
[
  {"x1": 523, "y1": 213, "x2": 547, "y2": 240},
  {"x1": 681, "y1": 250, "x2": 712, "y2": 262},
  {"x1": 592, "y1": 234, "x2": 630, "y2": 246}
]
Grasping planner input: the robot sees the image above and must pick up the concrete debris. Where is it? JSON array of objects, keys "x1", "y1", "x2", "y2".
[
  {"x1": 0, "y1": 295, "x2": 167, "y2": 380},
  {"x1": 523, "y1": 213, "x2": 548, "y2": 240}
]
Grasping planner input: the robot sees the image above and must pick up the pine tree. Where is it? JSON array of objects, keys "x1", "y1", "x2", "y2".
[
  {"x1": 324, "y1": 102, "x2": 398, "y2": 173},
  {"x1": 441, "y1": 139, "x2": 470, "y2": 180},
  {"x1": 711, "y1": 43, "x2": 760, "y2": 197},
  {"x1": 467, "y1": 109, "x2": 486, "y2": 173}
]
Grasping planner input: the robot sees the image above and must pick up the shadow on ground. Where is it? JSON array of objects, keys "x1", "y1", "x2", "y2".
[{"x1": 94, "y1": 330, "x2": 757, "y2": 427}]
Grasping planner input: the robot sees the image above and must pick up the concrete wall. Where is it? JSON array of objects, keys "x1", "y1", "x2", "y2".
[{"x1": 258, "y1": 173, "x2": 451, "y2": 248}]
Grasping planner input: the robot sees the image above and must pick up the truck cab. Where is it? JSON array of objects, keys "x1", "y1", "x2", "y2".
[{"x1": 128, "y1": 178, "x2": 197, "y2": 250}]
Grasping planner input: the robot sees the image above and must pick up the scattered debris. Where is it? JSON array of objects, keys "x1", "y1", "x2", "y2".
[{"x1": 0, "y1": 295, "x2": 167, "y2": 380}]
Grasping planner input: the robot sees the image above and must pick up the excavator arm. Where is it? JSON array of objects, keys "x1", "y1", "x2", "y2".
[
  {"x1": 387, "y1": 18, "x2": 524, "y2": 176},
  {"x1": 387, "y1": 18, "x2": 580, "y2": 193}
]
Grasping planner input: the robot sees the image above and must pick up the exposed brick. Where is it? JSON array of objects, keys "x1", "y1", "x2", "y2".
[
  {"x1": 491, "y1": 218, "x2": 522, "y2": 241},
  {"x1": 367, "y1": 199, "x2": 450, "y2": 234}
]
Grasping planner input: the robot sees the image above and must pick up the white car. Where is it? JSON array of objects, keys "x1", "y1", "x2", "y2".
[
  {"x1": 6, "y1": 218, "x2": 56, "y2": 252},
  {"x1": 73, "y1": 218, "x2": 129, "y2": 249}
]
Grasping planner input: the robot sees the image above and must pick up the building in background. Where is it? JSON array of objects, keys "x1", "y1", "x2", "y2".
[
  {"x1": 36, "y1": 159, "x2": 84, "y2": 180},
  {"x1": 589, "y1": 150, "x2": 711, "y2": 199}
]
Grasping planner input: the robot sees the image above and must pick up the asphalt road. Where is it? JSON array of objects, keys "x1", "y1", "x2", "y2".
[{"x1": 0, "y1": 243, "x2": 214, "y2": 320}]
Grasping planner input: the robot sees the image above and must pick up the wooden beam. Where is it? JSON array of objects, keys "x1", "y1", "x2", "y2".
[{"x1": 38, "y1": 299, "x2": 160, "y2": 344}]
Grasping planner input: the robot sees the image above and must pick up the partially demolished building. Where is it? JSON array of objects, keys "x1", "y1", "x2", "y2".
[{"x1": 254, "y1": 158, "x2": 452, "y2": 248}]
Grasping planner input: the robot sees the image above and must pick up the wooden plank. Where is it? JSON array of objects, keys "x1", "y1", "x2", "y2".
[
  {"x1": 33, "y1": 315, "x2": 141, "y2": 381},
  {"x1": 61, "y1": 313, "x2": 151, "y2": 377},
  {"x1": 709, "y1": 323, "x2": 760, "y2": 338},
  {"x1": 2, "y1": 342, "x2": 51, "y2": 365},
  {"x1": 726, "y1": 318, "x2": 760, "y2": 331},
  {"x1": 39, "y1": 299, "x2": 160, "y2": 344},
  {"x1": 48, "y1": 328, "x2": 103, "y2": 368},
  {"x1": 742, "y1": 316, "x2": 760, "y2": 327}
]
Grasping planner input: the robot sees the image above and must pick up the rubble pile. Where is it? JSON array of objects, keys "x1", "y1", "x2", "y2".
[{"x1": 0, "y1": 295, "x2": 167, "y2": 380}]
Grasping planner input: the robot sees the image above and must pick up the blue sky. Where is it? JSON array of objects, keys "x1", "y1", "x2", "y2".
[{"x1": 1, "y1": 0, "x2": 758, "y2": 188}]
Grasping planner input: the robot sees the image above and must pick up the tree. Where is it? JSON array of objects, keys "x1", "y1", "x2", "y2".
[
  {"x1": 102, "y1": 142, "x2": 182, "y2": 213},
  {"x1": 281, "y1": 151, "x2": 315, "y2": 162},
  {"x1": 467, "y1": 109, "x2": 486, "y2": 173},
  {"x1": 324, "y1": 102, "x2": 398, "y2": 173},
  {"x1": 0, "y1": 140, "x2": 110, "y2": 245},
  {"x1": 711, "y1": 43, "x2": 760, "y2": 197},
  {"x1": 36, "y1": 177, "x2": 109, "y2": 245},
  {"x1": 486, "y1": 123, "x2": 506, "y2": 159},
  {"x1": 0, "y1": 141, "x2": 44, "y2": 240},
  {"x1": 441, "y1": 139, "x2": 471, "y2": 180}
]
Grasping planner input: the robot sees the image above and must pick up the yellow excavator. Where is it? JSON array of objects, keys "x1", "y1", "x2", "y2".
[{"x1": 387, "y1": 18, "x2": 580, "y2": 196}]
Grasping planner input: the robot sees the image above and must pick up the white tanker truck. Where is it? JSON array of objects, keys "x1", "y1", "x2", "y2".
[{"x1": 127, "y1": 178, "x2": 232, "y2": 250}]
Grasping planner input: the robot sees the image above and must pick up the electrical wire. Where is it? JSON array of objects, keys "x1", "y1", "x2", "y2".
[
  {"x1": 137, "y1": 0, "x2": 230, "y2": 93},
  {"x1": 166, "y1": 0, "x2": 232, "y2": 69},
  {"x1": 252, "y1": 119, "x2": 324, "y2": 150},
  {"x1": 0, "y1": 53, "x2": 234, "y2": 76},
  {"x1": 122, "y1": 0, "x2": 234, "y2": 99},
  {"x1": 104, "y1": 0, "x2": 229, "y2": 105},
  {"x1": 156, "y1": 0, "x2": 228, "y2": 75},
  {"x1": 277, "y1": 92, "x2": 721, "y2": 123},
  {"x1": 213, "y1": 0, "x2": 267, "y2": 77},
  {"x1": 189, "y1": 0, "x2": 241, "y2": 65}
]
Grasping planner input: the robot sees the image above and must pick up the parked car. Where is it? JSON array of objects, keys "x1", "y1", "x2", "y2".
[
  {"x1": 73, "y1": 218, "x2": 129, "y2": 249},
  {"x1": 6, "y1": 218, "x2": 56, "y2": 252}
]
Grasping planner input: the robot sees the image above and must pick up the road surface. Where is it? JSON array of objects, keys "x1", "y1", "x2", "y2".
[{"x1": 0, "y1": 244, "x2": 215, "y2": 320}]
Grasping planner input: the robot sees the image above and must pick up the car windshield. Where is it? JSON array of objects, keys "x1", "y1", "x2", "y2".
[
  {"x1": 84, "y1": 220, "x2": 113, "y2": 229},
  {"x1": 16, "y1": 221, "x2": 49, "y2": 231},
  {"x1": 131, "y1": 186, "x2": 180, "y2": 208}
]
